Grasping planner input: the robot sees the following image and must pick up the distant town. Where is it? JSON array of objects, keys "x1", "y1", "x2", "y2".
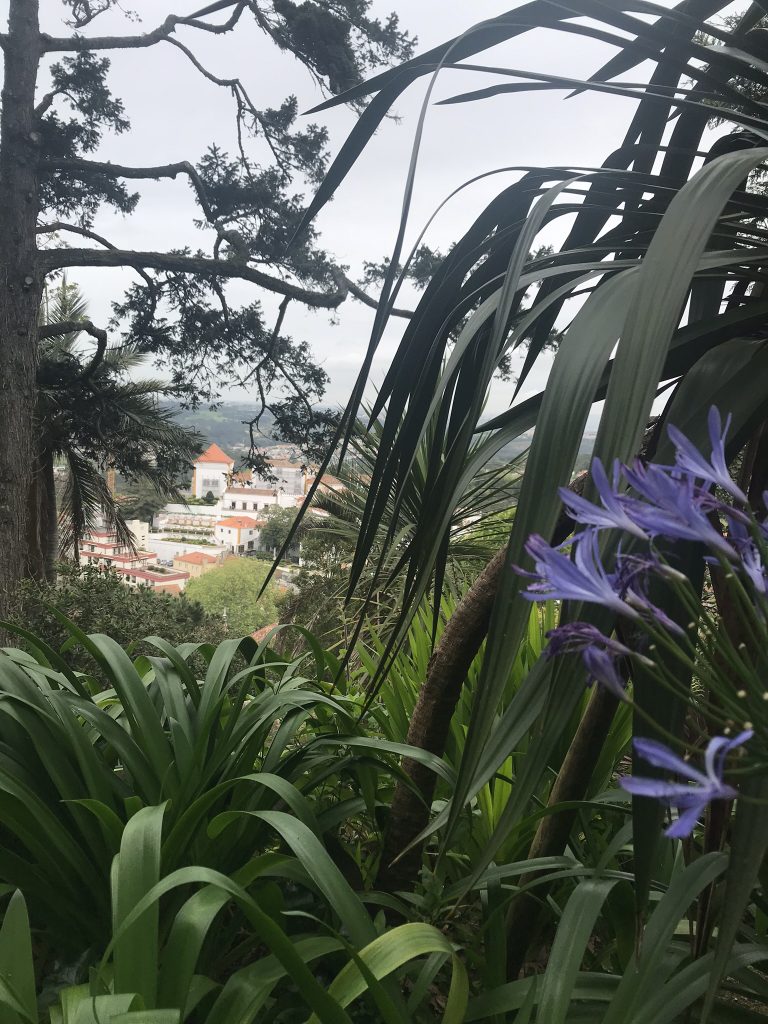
[{"x1": 79, "y1": 438, "x2": 343, "y2": 595}]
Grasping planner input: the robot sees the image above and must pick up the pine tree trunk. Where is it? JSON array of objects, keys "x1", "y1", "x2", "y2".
[
  {"x1": 25, "y1": 447, "x2": 44, "y2": 582},
  {"x1": 0, "y1": 0, "x2": 43, "y2": 620}
]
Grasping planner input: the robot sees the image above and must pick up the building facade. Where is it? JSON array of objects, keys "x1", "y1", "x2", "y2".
[
  {"x1": 191, "y1": 443, "x2": 234, "y2": 499},
  {"x1": 80, "y1": 526, "x2": 190, "y2": 592},
  {"x1": 172, "y1": 550, "x2": 221, "y2": 578},
  {"x1": 214, "y1": 515, "x2": 264, "y2": 554}
]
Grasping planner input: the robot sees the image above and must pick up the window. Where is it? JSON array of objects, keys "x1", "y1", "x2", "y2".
[
  {"x1": 247, "y1": 540, "x2": 253, "y2": 550},
  {"x1": 230, "y1": 502, "x2": 235, "y2": 509},
  {"x1": 241, "y1": 502, "x2": 246, "y2": 510},
  {"x1": 237, "y1": 545, "x2": 244, "y2": 553}
]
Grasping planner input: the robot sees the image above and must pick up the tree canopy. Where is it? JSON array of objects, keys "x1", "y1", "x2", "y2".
[{"x1": 185, "y1": 556, "x2": 283, "y2": 634}]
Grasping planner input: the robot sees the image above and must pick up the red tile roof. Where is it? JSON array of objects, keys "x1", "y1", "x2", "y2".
[
  {"x1": 196, "y1": 443, "x2": 233, "y2": 465},
  {"x1": 156, "y1": 583, "x2": 184, "y2": 595},
  {"x1": 216, "y1": 516, "x2": 262, "y2": 529},
  {"x1": 174, "y1": 551, "x2": 218, "y2": 565}
]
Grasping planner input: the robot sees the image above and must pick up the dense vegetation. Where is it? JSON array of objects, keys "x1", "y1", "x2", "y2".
[{"x1": 3, "y1": 1, "x2": 768, "y2": 1022}]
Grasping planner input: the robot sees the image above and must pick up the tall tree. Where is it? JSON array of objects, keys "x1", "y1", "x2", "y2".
[{"x1": 0, "y1": 0, "x2": 413, "y2": 615}]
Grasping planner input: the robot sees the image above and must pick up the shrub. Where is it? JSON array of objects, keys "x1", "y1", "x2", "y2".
[
  {"x1": 8, "y1": 565, "x2": 228, "y2": 673},
  {"x1": 0, "y1": 622, "x2": 437, "y2": 957}
]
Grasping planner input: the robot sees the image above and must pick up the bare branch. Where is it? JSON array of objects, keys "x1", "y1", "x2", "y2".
[
  {"x1": 41, "y1": 247, "x2": 349, "y2": 308},
  {"x1": 39, "y1": 318, "x2": 107, "y2": 343},
  {"x1": 339, "y1": 274, "x2": 413, "y2": 319},
  {"x1": 37, "y1": 220, "x2": 159, "y2": 306},
  {"x1": 42, "y1": 157, "x2": 218, "y2": 222},
  {"x1": 42, "y1": 1, "x2": 246, "y2": 52},
  {"x1": 238, "y1": 295, "x2": 291, "y2": 388},
  {"x1": 164, "y1": 36, "x2": 235, "y2": 89},
  {"x1": 37, "y1": 220, "x2": 118, "y2": 249}
]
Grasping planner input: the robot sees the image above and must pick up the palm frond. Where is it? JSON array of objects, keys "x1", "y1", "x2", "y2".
[{"x1": 58, "y1": 451, "x2": 135, "y2": 561}]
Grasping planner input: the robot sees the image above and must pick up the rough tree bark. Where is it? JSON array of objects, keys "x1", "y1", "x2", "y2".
[
  {"x1": 376, "y1": 472, "x2": 590, "y2": 894},
  {"x1": 0, "y1": 0, "x2": 45, "y2": 621}
]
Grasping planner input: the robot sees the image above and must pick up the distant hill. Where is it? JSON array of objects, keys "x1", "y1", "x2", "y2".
[
  {"x1": 487, "y1": 431, "x2": 595, "y2": 473},
  {"x1": 162, "y1": 402, "x2": 277, "y2": 456}
]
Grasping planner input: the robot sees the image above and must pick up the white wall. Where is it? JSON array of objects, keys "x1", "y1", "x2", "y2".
[
  {"x1": 144, "y1": 536, "x2": 227, "y2": 561},
  {"x1": 194, "y1": 462, "x2": 230, "y2": 499}
]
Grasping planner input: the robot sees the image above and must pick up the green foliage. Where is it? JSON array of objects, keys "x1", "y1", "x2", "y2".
[
  {"x1": 185, "y1": 558, "x2": 283, "y2": 635},
  {"x1": 9, "y1": 565, "x2": 227, "y2": 674},
  {"x1": 259, "y1": 506, "x2": 302, "y2": 556},
  {"x1": 120, "y1": 480, "x2": 175, "y2": 524}
]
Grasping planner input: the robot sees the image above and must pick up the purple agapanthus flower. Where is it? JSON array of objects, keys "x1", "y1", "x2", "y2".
[
  {"x1": 667, "y1": 408, "x2": 747, "y2": 504},
  {"x1": 582, "y1": 645, "x2": 629, "y2": 701},
  {"x1": 545, "y1": 622, "x2": 632, "y2": 659},
  {"x1": 619, "y1": 731, "x2": 752, "y2": 838},
  {"x1": 623, "y1": 461, "x2": 737, "y2": 559},
  {"x1": 520, "y1": 531, "x2": 641, "y2": 620},
  {"x1": 724, "y1": 515, "x2": 768, "y2": 596},
  {"x1": 559, "y1": 458, "x2": 649, "y2": 540},
  {"x1": 607, "y1": 553, "x2": 685, "y2": 636}
]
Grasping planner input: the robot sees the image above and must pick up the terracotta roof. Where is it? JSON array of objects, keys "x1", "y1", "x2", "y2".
[
  {"x1": 196, "y1": 443, "x2": 233, "y2": 465},
  {"x1": 156, "y1": 583, "x2": 184, "y2": 595},
  {"x1": 126, "y1": 567, "x2": 189, "y2": 582},
  {"x1": 174, "y1": 551, "x2": 218, "y2": 565},
  {"x1": 216, "y1": 516, "x2": 262, "y2": 529}
]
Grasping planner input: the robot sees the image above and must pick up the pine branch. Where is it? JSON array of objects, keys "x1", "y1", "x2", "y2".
[
  {"x1": 41, "y1": 1, "x2": 247, "y2": 52},
  {"x1": 37, "y1": 220, "x2": 118, "y2": 249},
  {"x1": 41, "y1": 247, "x2": 350, "y2": 308},
  {"x1": 342, "y1": 274, "x2": 413, "y2": 319}
]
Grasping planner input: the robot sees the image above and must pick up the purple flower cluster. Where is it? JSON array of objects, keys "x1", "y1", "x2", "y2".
[
  {"x1": 620, "y1": 731, "x2": 751, "y2": 837},
  {"x1": 520, "y1": 407, "x2": 768, "y2": 673},
  {"x1": 518, "y1": 407, "x2": 762, "y2": 835}
]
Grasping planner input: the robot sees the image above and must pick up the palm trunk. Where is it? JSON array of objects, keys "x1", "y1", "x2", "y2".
[
  {"x1": 25, "y1": 448, "x2": 44, "y2": 582},
  {"x1": 376, "y1": 546, "x2": 507, "y2": 893},
  {"x1": 0, "y1": 0, "x2": 43, "y2": 621},
  {"x1": 504, "y1": 683, "x2": 620, "y2": 978},
  {"x1": 40, "y1": 449, "x2": 58, "y2": 582},
  {"x1": 376, "y1": 473, "x2": 590, "y2": 894}
]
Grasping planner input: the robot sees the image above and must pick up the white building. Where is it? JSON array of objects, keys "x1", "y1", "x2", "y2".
[
  {"x1": 191, "y1": 443, "x2": 234, "y2": 499},
  {"x1": 152, "y1": 445, "x2": 343, "y2": 557},
  {"x1": 153, "y1": 502, "x2": 222, "y2": 541},
  {"x1": 80, "y1": 524, "x2": 190, "y2": 593},
  {"x1": 214, "y1": 515, "x2": 264, "y2": 554}
]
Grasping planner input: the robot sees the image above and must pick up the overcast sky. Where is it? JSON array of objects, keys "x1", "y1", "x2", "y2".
[{"x1": 34, "y1": 0, "x2": 659, "y2": 423}]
